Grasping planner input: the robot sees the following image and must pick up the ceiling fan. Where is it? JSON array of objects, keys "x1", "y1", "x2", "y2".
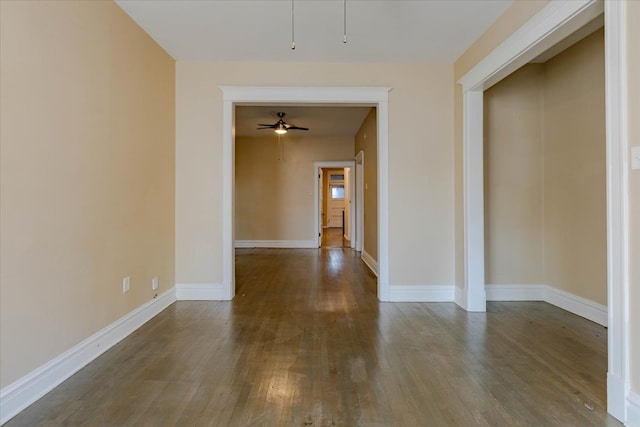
[{"x1": 257, "y1": 112, "x2": 309, "y2": 135}]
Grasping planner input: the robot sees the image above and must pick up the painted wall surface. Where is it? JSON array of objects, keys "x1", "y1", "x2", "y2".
[
  {"x1": 453, "y1": 1, "x2": 550, "y2": 290},
  {"x1": 176, "y1": 63, "x2": 454, "y2": 287},
  {"x1": 235, "y1": 136, "x2": 353, "y2": 242},
  {"x1": 0, "y1": 1, "x2": 175, "y2": 387},
  {"x1": 484, "y1": 30, "x2": 606, "y2": 305},
  {"x1": 627, "y1": 0, "x2": 640, "y2": 394},
  {"x1": 354, "y1": 108, "x2": 378, "y2": 261},
  {"x1": 542, "y1": 29, "x2": 606, "y2": 305},
  {"x1": 484, "y1": 64, "x2": 544, "y2": 285}
]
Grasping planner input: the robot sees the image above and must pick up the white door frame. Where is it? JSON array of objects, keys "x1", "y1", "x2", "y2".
[
  {"x1": 314, "y1": 161, "x2": 355, "y2": 247},
  {"x1": 355, "y1": 151, "x2": 364, "y2": 252},
  {"x1": 457, "y1": 0, "x2": 628, "y2": 421},
  {"x1": 345, "y1": 166, "x2": 355, "y2": 248},
  {"x1": 318, "y1": 168, "x2": 324, "y2": 243},
  {"x1": 220, "y1": 86, "x2": 391, "y2": 302}
]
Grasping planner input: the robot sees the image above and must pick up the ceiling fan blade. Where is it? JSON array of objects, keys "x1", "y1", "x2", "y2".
[
  {"x1": 257, "y1": 127, "x2": 274, "y2": 130},
  {"x1": 257, "y1": 124, "x2": 275, "y2": 127},
  {"x1": 287, "y1": 126, "x2": 309, "y2": 131}
]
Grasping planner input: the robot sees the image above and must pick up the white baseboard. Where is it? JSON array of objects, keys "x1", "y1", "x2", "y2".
[
  {"x1": 608, "y1": 372, "x2": 628, "y2": 422},
  {"x1": 389, "y1": 285, "x2": 455, "y2": 302},
  {"x1": 485, "y1": 284, "x2": 607, "y2": 327},
  {"x1": 234, "y1": 240, "x2": 317, "y2": 249},
  {"x1": 627, "y1": 391, "x2": 640, "y2": 427},
  {"x1": 175, "y1": 283, "x2": 228, "y2": 300},
  {"x1": 361, "y1": 250, "x2": 378, "y2": 277},
  {"x1": 607, "y1": 372, "x2": 627, "y2": 420},
  {"x1": 454, "y1": 285, "x2": 466, "y2": 309},
  {"x1": 0, "y1": 288, "x2": 176, "y2": 425},
  {"x1": 485, "y1": 284, "x2": 545, "y2": 301},
  {"x1": 545, "y1": 286, "x2": 607, "y2": 327}
]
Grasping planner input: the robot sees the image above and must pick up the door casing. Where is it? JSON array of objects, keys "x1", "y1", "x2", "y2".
[{"x1": 220, "y1": 87, "x2": 391, "y2": 301}]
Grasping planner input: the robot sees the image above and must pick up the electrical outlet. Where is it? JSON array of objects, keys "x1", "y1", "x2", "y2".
[
  {"x1": 123, "y1": 277, "x2": 130, "y2": 293},
  {"x1": 152, "y1": 277, "x2": 158, "y2": 290}
]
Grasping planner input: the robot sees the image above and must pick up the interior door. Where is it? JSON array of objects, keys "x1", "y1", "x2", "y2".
[{"x1": 318, "y1": 168, "x2": 323, "y2": 247}]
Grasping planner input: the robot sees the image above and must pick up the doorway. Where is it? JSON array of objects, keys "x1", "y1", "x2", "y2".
[
  {"x1": 457, "y1": 1, "x2": 629, "y2": 420},
  {"x1": 221, "y1": 86, "x2": 391, "y2": 301},
  {"x1": 315, "y1": 163, "x2": 355, "y2": 249}
]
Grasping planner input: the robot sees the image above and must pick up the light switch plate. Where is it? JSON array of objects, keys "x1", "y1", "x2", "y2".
[{"x1": 632, "y1": 146, "x2": 640, "y2": 170}]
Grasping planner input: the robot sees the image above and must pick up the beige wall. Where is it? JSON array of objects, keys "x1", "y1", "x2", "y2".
[
  {"x1": 176, "y1": 62, "x2": 454, "y2": 286},
  {"x1": 354, "y1": 108, "x2": 378, "y2": 261},
  {"x1": 483, "y1": 30, "x2": 606, "y2": 305},
  {"x1": 542, "y1": 29, "x2": 606, "y2": 304},
  {"x1": 628, "y1": 0, "x2": 640, "y2": 394},
  {"x1": 235, "y1": 136, "x2": 353, "y2": 241},
  {"x1": 484, "y1": 64, "x2": 544, "y2": 285},
  {"x1": 0, "y1": 1, "x2": 175, "y2": 388}
]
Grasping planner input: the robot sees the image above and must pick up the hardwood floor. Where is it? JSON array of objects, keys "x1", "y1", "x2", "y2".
[
  {"x1": 322, "y1": 228, "x2": 349, "y2": 248},
  {"x1": 6, "y1": 248, "x2": 620, "y2": 426}
]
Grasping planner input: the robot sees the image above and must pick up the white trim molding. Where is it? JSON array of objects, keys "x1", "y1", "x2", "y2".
[
  {"x1": 605, "y1": 0, "x2": 630, "y2": 422},
  {"x1": 389, "y1": 285, "x2": 455, "y2": 303},
  {"x1": 235, "y1": 240, "x2": 317, "y2": 249},
  {"x1": 459, "y1": 90, "x2": 486, "y2": 312},
  {"x1": 486, "y1": 284, "x2": 607, "y2": 327},
  {"x1": 485, "y1": 284, "x2": 545, "y2": 301},
  {"x1": 0, "y1": 288, "x2": 176, "y2": 425},
  {"x1": 375, "y1": 98, "x2": 391, "y2": 302},
  {"x1": 175, "y1": 283, "x2": 228, "y2": 301},
  {"x1": 361, "y1": 250, "x2": 378, "y2": 277},
  {"x1": 220, "y1": 86, "x2": 392, "y2": 302},
  {"x1": 627, "y1": 391, "x2": 640, "y2": 427},
  {"x1": 545, "y1": 286, "x2": 608, "y2": 327},
  {"x1": 354, "y1": 151, "x2": 364, "y2": 253},
  {"x1": 458, "y1": 0, "x2": 604, "y2": 92},
  {"x1": 222, "y1": 96, "x2": 235, "y2": 301}
]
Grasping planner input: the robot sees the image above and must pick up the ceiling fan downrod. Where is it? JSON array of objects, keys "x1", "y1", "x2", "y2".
[
  {"x1": 290, "y1": 0, "x2": 347, "y2": 49},
  {"x1": 343, "y1": 0, "x2": 347, "y2": 44},
  {"x1": 291, "y1": 0, "x2": 295, "y2": 50}
]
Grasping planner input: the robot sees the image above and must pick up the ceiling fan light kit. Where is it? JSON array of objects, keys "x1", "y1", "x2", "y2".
[{"x1": 257, "y1": 112, "x2": 309, "y2": 135}]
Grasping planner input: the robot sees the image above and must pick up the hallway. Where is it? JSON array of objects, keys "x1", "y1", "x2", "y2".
[
  {"x1": 6, "y1": 248, "x2": 618, "y2": 426},
  {"x1": 321, "y1": 228, "x2": 350, "y2": 248}
]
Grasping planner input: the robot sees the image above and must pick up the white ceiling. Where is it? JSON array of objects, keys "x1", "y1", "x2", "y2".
[
  {"x1": 115, "y1": 1, "x2": 514, "y2": 141},
  {"x1": 235, "y1": 106, "x2": 372, "y2": 138},
  {"x1": 115, "y1": 0, "x2": 513, "y2": 63}
]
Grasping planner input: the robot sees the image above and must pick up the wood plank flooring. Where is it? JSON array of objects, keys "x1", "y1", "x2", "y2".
[
  {"x1": 322, "y1": 228, "x2": 349, "y2": 248},
  {"x1": 6, "y1": 248, "x2": 620, "y2": 426}
]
